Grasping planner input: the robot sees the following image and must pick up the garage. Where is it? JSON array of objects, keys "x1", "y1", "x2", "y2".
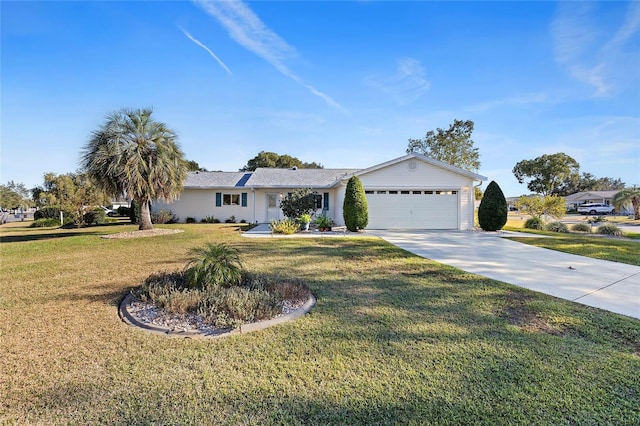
[{"x1": 365, "y1": 189, "x2": 459, "y2": 229}]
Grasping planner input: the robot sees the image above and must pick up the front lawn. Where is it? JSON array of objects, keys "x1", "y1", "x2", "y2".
[{"x1": 1, "y1": 223, "x2": 639, "y2": 424}]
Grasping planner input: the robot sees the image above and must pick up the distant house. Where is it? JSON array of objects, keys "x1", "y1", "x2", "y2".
[
  {"x1": 564, "y1": 190, "x2": 631, "y2": 214},
  {"x1": 153, "y1": 153, "x2": 487, "y2": 230}
]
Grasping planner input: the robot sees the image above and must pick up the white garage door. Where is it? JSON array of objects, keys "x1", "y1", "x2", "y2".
[{"x1": 365, "y1": 190, "x2": 458, "y2": 229}]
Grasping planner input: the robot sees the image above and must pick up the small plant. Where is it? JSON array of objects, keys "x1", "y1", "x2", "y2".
[
  {"x1": 185, "y1": 243, "x2": 244, "y2": 289},
  {"x1": 597, "y1": 224, "x2": 623, "y2": 237},
  {"x1": 571, "y1": 223, "x2": 591, "y2": 233},
  {"x1": 186, "y1": 217, "x2": 196, "y2": 223},
  {"x1": 201, "y1": 216, "x2": 220, "y2": 223},
  {"x1": 197, "y1": 286, "x2": 280, "y2": 328},
  {"x1": 225, "y1": 215, "x2": 236, "y2": 224},
  {"x1": 545, "y1": 221, "x2": 569, "y2": 233},
  {"x1": 270, "y1": 218, "x2": 299, "y2": 234},
  {"x1": 315, "y1": 215, "x2": 333, "y2": 230},
  {"x1": 30, "y1": 218, "x2": 60, "y2": 228},
  {"x1": 152, "y1": 209, "x2": 177, "y2": 224},
  {"x1": 298, "y1": 213, "x2": 311, "y2": 223},
  {"x1": 524, "y1": 217, "x2": 544, "y2": 230},
  {"x1": 587, "y1": 215, "x2": 607, "y2": 225}
]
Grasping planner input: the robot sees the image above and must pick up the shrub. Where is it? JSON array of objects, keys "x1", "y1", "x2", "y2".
[
  {"x1": 270, "y1": 218, "x2": 299, "y2": 234},
  {"x1": 315, "y1": 215, "x2": 333, "y2": 229},
  {"x1": 343, "y1": 176, "x2": 368, "y2": 232},
  {"x1": 185, "y1": 243, "x2": 243, "y2": 289},
  {"x1": 117, "y1": 206, "x2": 131, "y2": 217},
  {"x1": 198, "y1": 286, "x2": 279, "y2": 328},
  {"x1": 201, "y1": 216, "x2": 220, "y2": 223},
  {"x1": 571, "y1": 223, "x2": 592, "y2": 233},
  {"x1": 280, "y1": 188, "x2": 317, "y2": 219},
  {"x1": 478, "y1": 181, "x2": 508, "y2": 231},
  {"x1": 30, "y1": 218, "x2": 60, "y2": 228},
  {"x1": 597, "y1": 224, "x2": 623, "y2": 237},
  {"x1": 136, "y1": 272, "x2": 201, "y2": 314},
  {"x1": 151, "y1": 209, "x2": 177, "y2": 224},
  {"x1": 524, "y1": 217, "x2": 545, "y2": 230},
  {"x1": 186, "y1": 217, "x2": 196, "y2": 223},
  {"x1": 83, "y1": 209, "x2": 106, "y2": 225},
  {"x1": 545, "y1": 221, "x2": 569, "y2": 233},
  {"x1": 130, "y1": 200, "x2": 141, "y2": 224},
  {"x1": 34, "y1": 207, "x2": 61, "y2": 220},
  {"x1": 225, "y1": 216, "x2": 236, "y2": 224}
]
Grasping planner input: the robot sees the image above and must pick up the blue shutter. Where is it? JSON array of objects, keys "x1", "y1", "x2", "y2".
[
  {"x1": 241, "y1": 193, "x2": 248, "y2": 207},
  {"x1": 215, "y1": 192, "x2": 222, "y2": 207},
  {"x1": 323, "y1": 192, "x2": 329, "y2": 210}
]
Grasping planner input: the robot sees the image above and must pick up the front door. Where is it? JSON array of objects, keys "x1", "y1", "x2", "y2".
[{"x1": 266, "y1": 193, "x2": 280, "y2": 222}]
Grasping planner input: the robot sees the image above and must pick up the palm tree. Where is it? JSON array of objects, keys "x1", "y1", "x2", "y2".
[
  {"x1": 80, "y1": 108, "x2": 188, "y2": 230},
  {"x1": 613, "y1": 186, "x2": 640, "y2": 220}
]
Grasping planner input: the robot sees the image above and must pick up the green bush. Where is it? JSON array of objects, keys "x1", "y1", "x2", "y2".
[
  {"x1": 270, "y1": 218, "x2": 299, "y2": 234},
  {"x1": 571, "y1": 223, "x2": 592, "y2": 233},
  {"x1": 280, "y1": 188, "x2": 317, "y2": 219},
  {"x1": 186, "y1": 217, "x2": 196, "y2": 223},
  {"x1": 83, "y1": 209, "x2": 106, "y2": 225},
  {"x1": 478, "y1": 181, "x2": 508, "y2": 231},
  {"x1": 597, "y1": 224, "x2": 623, "y2": 237},
  {"x1": 524, "y1": 217, "x2": 545, "y2": 230},
  {"x1": 225, "y1": 216, "x2": 236, "y2": 224},
  {"x1": 117, "y1": 206, "x2": 131, "y2": 217},
  {"x1": 30, "y1": 218, "x2": 60, "y2": 228},
  {"x1": 129, "y1": 200, "x2": 141, "y2": 224},
  {"x1": 151, "y1": 209, "x2": 177, "y2": 224},
  {"x1": 34, "y1": 207, "x2": 61, "y2": 220},
  {"x1": 343, "y1": 176, "x2": 368, "y2": 232},
  {"x1": 185, "y1": 243, "x2": 243, "y2": 290},
  {"x1": 545, "y1": 221, "x2": 569, "y2": 233}
]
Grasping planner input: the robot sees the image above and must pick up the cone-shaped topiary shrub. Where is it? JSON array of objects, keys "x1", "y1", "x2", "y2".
[
  {"x1": 343, "y1": 176, "x2": 368, "y2": 232},
  {"x1": 478, "y1": 180, "x2": 508, "y2": 231}
]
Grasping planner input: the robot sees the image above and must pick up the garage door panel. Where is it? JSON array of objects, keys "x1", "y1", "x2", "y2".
[{"x1": 366, "y1": 192, "x2": 458, "y2": 230}]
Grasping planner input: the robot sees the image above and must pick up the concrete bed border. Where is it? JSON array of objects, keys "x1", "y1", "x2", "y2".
[{"x1": 119, "y1": 293, "x2": 316, "y2": 339}]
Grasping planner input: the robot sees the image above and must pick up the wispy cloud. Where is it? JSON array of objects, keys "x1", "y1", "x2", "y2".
[
  {"x1": 364, "y1": 57, "x2": 431, "y2": 105},
  {"x1": 551, "y1": 1, "x2": 640, "y2": 97},
  {"x1": 180, "y1": 26, "x2": 232, "y2": 75},
  {"x1": 193, "y1": 0, "x2": 346, "y2": 112}
]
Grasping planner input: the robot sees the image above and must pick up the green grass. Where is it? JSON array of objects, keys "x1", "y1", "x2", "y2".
[
  {"x1": 506, "y1": 234, "x2": 640, "y2": 266},
  {"x1": 1, "y1": 222, "x2": 639, "y2": 424}
]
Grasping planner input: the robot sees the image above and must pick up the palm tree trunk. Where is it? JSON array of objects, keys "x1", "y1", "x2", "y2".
[{"x1": 139, "y1": 200, "x2": 154, "y2": 230}]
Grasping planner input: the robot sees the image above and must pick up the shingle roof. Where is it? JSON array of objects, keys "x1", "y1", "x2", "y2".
[
  {"x1": 184, "y1": 172, "x2": 251, "y2": 188},
  {"x1": 246, "y1": 168, "x2": 359, "y2": 188}
]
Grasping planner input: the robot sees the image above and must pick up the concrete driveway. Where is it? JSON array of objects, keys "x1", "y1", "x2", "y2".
[{"x1": 372, "y1": 230, "x2": 640, "y2": 320}]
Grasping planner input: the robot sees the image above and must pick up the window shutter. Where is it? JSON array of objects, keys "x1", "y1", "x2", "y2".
[
  {"x1": 323, "y1": 192, "x2": 329, "y2": 210},
  {"x1": 241, "y1": 193, "x2": 248, "y2": 207},
  {"x1": 215, "y1": 192, "x2": 222, "y2": 207}
]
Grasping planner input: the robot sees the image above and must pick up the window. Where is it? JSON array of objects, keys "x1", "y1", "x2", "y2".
[
  {"x1": 412, "y1": 191, "x2": 422, "y2": 195},
  {"x1": 388, "y1": 190, "x2": 398, "y2": 194},
  {"x1": 224, "y1": 194, "x2": 240, "y2": 206},
  {"x1": 216, "y1": 192, "x2": 248, "y2": 207},
  {"x1": 365, "y1": 190, "x2": 374, "y2": 194},
  {"x1": 401, "y1": 190, "x2": 410, "y2": 194},
  {"x1": 377, "y1": 190, "x2": 387, "y2": 194}
]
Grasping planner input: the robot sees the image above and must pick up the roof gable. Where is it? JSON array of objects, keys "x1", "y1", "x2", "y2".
[{"x1": 354, "y1": 153, "x2": 486, "y2": 181}]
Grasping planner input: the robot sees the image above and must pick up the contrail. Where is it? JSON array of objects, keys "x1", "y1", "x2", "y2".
[
  {"x1": 180, "y1": 26, "x2": 232, "y2": 75},
  {"x1": 193, "y1": 0, "x2": 346, "y2": 112}
]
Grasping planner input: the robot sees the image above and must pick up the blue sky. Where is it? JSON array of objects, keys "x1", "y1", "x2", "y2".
[{"x1": 2, "y1": 0, "x2": 639, "y2": 196}]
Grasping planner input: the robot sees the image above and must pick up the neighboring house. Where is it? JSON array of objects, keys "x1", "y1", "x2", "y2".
[
  {"x1": 564, "y1": 190, "x2": 631, "y2": 214},
  {"x1": 153, "y1": 153, "x2": 487, "y2": 230}
]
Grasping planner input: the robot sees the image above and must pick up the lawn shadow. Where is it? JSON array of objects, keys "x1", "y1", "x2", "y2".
[{"x1": 0, "y1": 231, "x2": 103, "y2": 243}]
